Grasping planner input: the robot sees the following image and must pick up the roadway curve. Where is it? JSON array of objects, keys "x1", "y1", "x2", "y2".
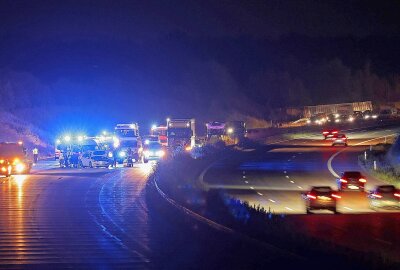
[
  {"x1": 0, "y1": 160, "x2": 304, "y2": 269},
  {"x1": 202, "y1": 124, "x2": 400, "y2": 261}
]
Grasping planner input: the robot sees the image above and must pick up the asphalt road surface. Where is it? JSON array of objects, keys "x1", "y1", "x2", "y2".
[
  {"x1": 0, "y1": 160, "x2": 305, "y2": 269},
  {"x1": 203, "y1": 124, "x2": 400, "y2": 261}
]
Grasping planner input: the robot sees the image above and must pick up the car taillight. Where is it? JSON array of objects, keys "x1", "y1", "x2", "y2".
[
  {"x1": 307, "y1": 194, "x2": 316, "y2": 199},
  {"x1": 332, "y1": 131, "x2": 338, "y2": 134},
  {"x1": 394, "y1": 193, "x2": 400, "y2": 198},
  {"x1": 331, "y1": 193, "x2": 341, "y2": 199},
  {"x1": 340, "y1": 178, "x2": 347, "y2": 183},
  {"x1": 372, "y1": 194, "x2": 382, "y2": 199},
  {"x1": 359, "y1": 178, "x2": 367, "y2": 183}
]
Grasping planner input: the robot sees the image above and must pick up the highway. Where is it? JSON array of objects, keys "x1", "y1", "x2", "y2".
[
  {"x1": 0, "y1": 160, "x2": 304, "y2": 269},
  {"x1": 202, "y1": 124, "x2": 400, "y2": 261}
]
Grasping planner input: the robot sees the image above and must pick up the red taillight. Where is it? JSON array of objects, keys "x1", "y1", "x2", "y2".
[
  {"x1": 359, "y1": 178, "x2": 367, "y2": 183},
  {"x1": 340, "y1": 178, "x2": 348, "y2": 183},
  {"x1": 307, "y1": 194, "x2": 316, "y2": 199},
  {"x1": 331, "y1": 194, "x2": 341, "y2": 199},
  {"x1": 394, "y1": 193, "x2": 400, "y2": 198},
  {"x1": 372, "y1": 194, "x2": 382, "y2": 199}
]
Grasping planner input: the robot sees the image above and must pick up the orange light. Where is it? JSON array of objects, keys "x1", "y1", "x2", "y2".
[
  {"x1": 185, "y1": 146, "x2": 192, "y2": 151},
  {"x1": 359, "y1": 178, "x2": 367, "y2": 183}
]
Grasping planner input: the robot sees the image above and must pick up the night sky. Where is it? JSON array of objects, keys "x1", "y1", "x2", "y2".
[{"x1": 0, "y1": 0, "x2": 400, "y2": 133}]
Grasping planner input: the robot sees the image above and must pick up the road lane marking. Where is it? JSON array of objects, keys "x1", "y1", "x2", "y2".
[
  {"x1": 285, "y1": 207, "x2": 293, "y2": 211},
  {"x1": 269, "y1": 199, "x2": 276, "y2": 203},
  {"x1": 290, "y1": 180, "x2": 295, "y2": 183},
  {"x1": 343, "y1": 207, "x2": 353, "y2": 211},
  {"x1": 257, "y1": 192, "x2": 263, "y2": 196},
  {"x1": 285, "y1": 175, "x2": 290, "y2": 178},
  {"x1": 245, "y1": 181, "x2": 249, "y2": 184},
  {"x1": 327, "y1": 133, "x2": 398, "y2": 178},
  {"x1": 297, "y1": 186, "x2": 302, "y2": 189},
  {"x1": 250, "y1": 186, "x2": 254, "y2": 189}
]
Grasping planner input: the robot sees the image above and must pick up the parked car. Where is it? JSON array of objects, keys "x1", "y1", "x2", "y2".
[{"x1": 80, "y1": 150, "x2": 110, "y2": 168}]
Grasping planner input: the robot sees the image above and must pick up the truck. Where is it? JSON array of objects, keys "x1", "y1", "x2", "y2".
[
  {"x1": 151, "y1": 125, "x2": 168, "y2": 146},
  {"x1": 167, "y1": 118, "x2": 195, "y2": 151},
  {"x1": 114, "y1": 123, "x2": 143, "y2": 163},
  {"x1": 0, "y1": 142, "x2": 32, "y2": 176},
  {"x1": 206, "y1": 121, "x2": 225, "y2": 144},
  {"x1": 224, "y1": 121, "x2": 247, "y2": 145}
]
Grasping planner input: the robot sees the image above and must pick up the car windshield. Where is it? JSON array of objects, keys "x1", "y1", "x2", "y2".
[
  {"x1": 167, "y1": 128, "x2": 192, "y2": 138},
  {"x1": 116, "y1": 129, "x2": 137, "y2": 137},
  {"x1": 92, "y1": 156, "x2": 107, "y2": 161},
  {"x1": 92, "y1": 151, "x2": 106, "y2": 156},
  {"x1": 120, "y1": 140, "x2": 138, "y2": 148},
  {"x1": 148, "y1": 143, "x2": 162, "y2": 150},
  {"x1": 343, "y1": 172, "x2": 362, "y2": 177},
  {"x1": 312, "y1": 187, "x2": 332, "y2": 194}
]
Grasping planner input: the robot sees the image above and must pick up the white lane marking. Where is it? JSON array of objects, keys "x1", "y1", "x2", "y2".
[
  {"x1": 250, "y1": 186, "x2": 254, "y2": 190},
  {"x1": 327, "y1": 133, "x2": 398, "y2": 178},
  {"x1": 290, "y1": 180, "x2": 295, "y2": 183},
  {"x1": 285, "y1": 175, "x2": 290, "y2": 178},
  {"x1": 297, "y1": 186, "x2": 302, "y2": 189},
  {"x1": 244, "y1": 181, "x2": 249, "y2": 184},
  {"x1": 257, "y1": 192, "x2": 263, "y2": 196},
  {"x1": 269, "y1": 199, "x2": 276, "y2": 203},
  {"x1": 343, "y1": 206, "x2": 353, "y2": 211},
  {"x1": 243, "y1": 175, "x2": 246, "y2": 178},
  {"x1": 284, "y1": 171, "x2": 287, "y2": 174},
  {"x1": 285, "y1": 207, "x2": 293, "y2": 211}
]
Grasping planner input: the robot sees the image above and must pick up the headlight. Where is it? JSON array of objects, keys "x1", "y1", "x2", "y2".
[
  {"x1": 108, "y1": 152, "x2": 113, "y2": 158},
  {"x1": 15, "y1": 163, "x2": 25, "y2": 173},
  {"x1": 0, "y1": 159, "x2": 4, "y2": 164},
  {"x1": 348, "y1": 117, "x2": 354, "y2": 122},
  {"x1": 335, "y1": 119, "x2": 340, "y2": 123},
  {"x1": 1, "y1": 167, "x2": 7, "y2": 172},
  {"x1": 118, "y1": 151, "x2": 126, "y2": 157},
  {"x1": 227, "y1": 128, "x2": 234, "y2": 134},
  {"x1": 372, "y1": 115, "x2": 378, "y2": 119},
  {"x1": 13, "y1": 158, "x2": 20, "y2": 165},
  {"x1": 185, "y1": 146, "x2": 192, "y2": 151}
]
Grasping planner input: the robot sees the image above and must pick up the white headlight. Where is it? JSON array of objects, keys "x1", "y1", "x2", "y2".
[
  {"x1": 119, "y1": 151, "x2": 126, "y2": 157},
  {"x1": 15, "y1": 163, "x2": 25, "y2": 173},
  {"x1": 157, "y1": 150, "x2": 165, "y2": 157}
]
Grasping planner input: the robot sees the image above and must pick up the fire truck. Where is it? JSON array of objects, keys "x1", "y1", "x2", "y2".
[
  {"x1": 151, "y1": 125, "x2": 168, "y2": 146},
  {"x1": 114, "y1": 123, "x2": 143, "y2": 163}
]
